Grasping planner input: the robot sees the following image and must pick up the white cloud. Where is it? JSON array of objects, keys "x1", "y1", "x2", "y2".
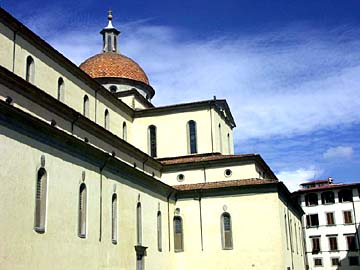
[
  {"x1": 323, "y1": 146, "x2": 353, "y2": 159},
  {"x1": 23, "y1": 13, "x2": 360, "y2": 144},
  {"x1": 277, "y1": 167, "x2": 323, "y2": 192}
]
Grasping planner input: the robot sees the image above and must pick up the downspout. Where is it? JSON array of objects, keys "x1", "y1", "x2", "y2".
[
  {"x1": 99, "y1": 153, "x2": 112, "y2": 242},
  {"x1": 71, "y1": 114, "x2": 81, "y2": 134},
  {"x1": 209, "y1": 102, "x2": 214, "y2": 153},
  {"x1": 202, "y1": 162, "x2": 207, "y2": 183},
  {"x1": 142, "y1": 156, "x2": 149, "y2": 173},
  {"x1": 198, "y1": 191, "x2": 204, "y2": 251},
  {"x1": 286, "y1": 202, "x2": 295, "y2": 270},
  {"x1": 12, "y1": 28, "x2": 19, "y2": 72},
  {"x1": 351, "y1": 199, "x2": 360, "y2": 250},
  {"x1": 167, "y1": 190, "x2": 174, "y2": 252},
  {"x1": 94, "y1": 90, "x2": 98, "y2": 123}
]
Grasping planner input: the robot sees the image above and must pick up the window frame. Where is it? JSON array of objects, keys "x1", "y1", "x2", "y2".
[
  {"x1": 34, "y1": 167, "x2": 48, "y2": 234},
  {"x1": 221, "y1": 212, "x2": 233, "y2": 250},
  {"x1": 321, "y1": 191, "x2": 335, "y2": 204},
  {"x1": 343, "y1": 210, "x2": 353, "y2": 224},
  {"x1": 57, "y1": 77, "x2": 65, "y2": 102},
  {"x1": 78, "y1": 183, "x2": 87, "y2": 238},
  {"x1": 83, "y1": 95, "x2": 89, "y2": 117},
  {"x1": 136, "y1": 202, "x2": 142, "y2": 245},
  {"x1": 157, "y1": 211, "x2": 162, "y2": 252},
  {"x1": 326, "y1": 212, "x2": 335, "y2": 226},
  {"x1": 306, "y1": 214, "x2": 319, "y2": 227},
  {"x1": 311, "y1": 237, "x2": 321, "y2": 254},
  {"x1": 328, "y1": 236, "x2": 338, "y2": 251},
  {"x1": 104, "y1": 109, "x2": 110, "y2": 130},
  {"x1": 187, "y1": 120, "x2": 197, "y2": 154},
  {"x1": 173, "y1": 216, "x2": 184, "y2": 252},
  {"x1": 26, "y1": 55, "x2": 35, "y2": 83},
  {"x1": 148, "y1": 125, "x2": 157, "y2": 157},
  {"x1": 111, "y1": 193, "x2": 118, "y2": 244},
  {"x1": 314, "y1": 258, "x2": 322, "y2": 267}
]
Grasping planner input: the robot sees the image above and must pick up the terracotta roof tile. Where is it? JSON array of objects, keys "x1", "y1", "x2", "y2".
[
  {"x1": 79, "y1": 52, "x2": 149, "y2": 85},
  {"x1": 159, "y1": 153, "x2": 257, "y2": 165},
  {"x1": 173, "y1": 178, "x2": 278, "y2": 191},
  {"x1": 294, "y1": 182, "x2": 360, "y2": 193}
]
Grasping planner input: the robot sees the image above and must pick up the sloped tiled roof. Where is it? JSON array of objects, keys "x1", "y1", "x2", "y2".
[{"x1": 173, "y1": 178, "x2": 278, "y2": 191}]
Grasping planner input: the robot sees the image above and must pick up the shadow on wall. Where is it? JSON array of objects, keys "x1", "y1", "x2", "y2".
[{"x1": 337, "y1": 222, "x2": 360, "y2": 270}]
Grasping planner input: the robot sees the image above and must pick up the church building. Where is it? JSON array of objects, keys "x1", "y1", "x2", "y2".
[{"x1": 0, "y1": 8, "x2": 305, "y2": 270}]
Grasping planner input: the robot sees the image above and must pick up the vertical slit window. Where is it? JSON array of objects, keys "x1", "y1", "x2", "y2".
[
  {"x1": 104, "y1": 109, "x2": 109, "y2": 130},
  {"x1": 187, "y1": 120, "x2": 197, "y2": 154},
  {"x1": 107, "y1": 35, "x2": 112, "y2": 52},
  {"x1": 137, "y1": 203, "x2": 142, "y2": 245},
  {"x1": 57, "y1": 77, "x2": 64, "y2": 102},
  {"x1": 148, "y1": 125, "x2": 157, "y2": 157},
  {"x1": 285, "y1": 214, "x2": 289, "y2": 250},
  {"x1": 78, "y1": 183, "x2": 87, "y2": 238},
  {"x1": 26, "y1": 56, "x2": 35, "y2": 83},
  {"x1": 122, "y1": 122, "x2": 127, "y2": 141},
  {"x1": 221, "y1": 212, "x2": 233, "y2": 249},
  {"x1": 34, "y1": 168, "x2": 47, "y2": 233},
  {"x1": 112, "y1": 194, "x2": 117, "y2": 244},
  {"x1": 174, "y1": 216, "x2": 183, "y2": 252},
  {"x1": 157, "y1": 211, "x2": 162, "y2": 251},
  {"x1": 83, "y1": 95, "x2": 89, "y2": 117}
]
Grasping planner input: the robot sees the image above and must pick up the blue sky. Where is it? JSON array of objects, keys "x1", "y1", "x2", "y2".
[{"x1": 1, "y1": 1, "x2": 360, "y2": 190}]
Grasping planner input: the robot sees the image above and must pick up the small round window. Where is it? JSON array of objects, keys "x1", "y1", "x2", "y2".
[
  {"x1": 177, "y1": 174, "x2": 185, "y2": 182},
  {"x1": 109, "y1": 85, "x2": 117, "y2": 93},
  {"x1": 224, "y1": 169, "x2": 232, "y2": 177}
]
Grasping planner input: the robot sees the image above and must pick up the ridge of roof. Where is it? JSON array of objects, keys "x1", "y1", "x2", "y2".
[{"x1": 159, "y1": 153, "x2": 258, "y2": 165}]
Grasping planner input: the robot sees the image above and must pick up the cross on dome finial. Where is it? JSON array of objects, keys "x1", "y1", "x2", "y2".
[{"x1": 108, "y1": 9, "x2": 113, "y2": 21}]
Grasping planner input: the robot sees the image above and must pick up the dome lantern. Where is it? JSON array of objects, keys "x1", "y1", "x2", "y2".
[{"x1": 100, "y1": 10, "x2": 120, "y2": 53}]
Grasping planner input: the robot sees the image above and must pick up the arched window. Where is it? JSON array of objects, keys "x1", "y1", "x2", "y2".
[
  {"x1": 187, "y1": 120, "x2": 197, "y2": 154},
  {"x1": 218, "y1": 123, "x2": 223, "y2": 153},
  {"x1": 78, "y1": 183, "x2": 87, "y2": 238},
  {"x1": 174, "y1": 216, "x2": 183, "y2": 252},
  {"x1": 136, "y1": 202, "x2": 142, "y2": 245},
  {"x1": 148, "y1": 125, "x2": 157, "y2": 157},
  {"x1": 305, "y1": 193, "x2": 318, "y2": 206},
  {"x1": 112, "y1": 194, "x2": 117, "y2": 244},
  {"x1": 122, "y1": 122, "x2": 127, "y2": 141},
  {"x1": 321, "y1": 191, "x2": 335, "y2": 204},
  {"x1": 157, "y1": 211, "x2": 162, "y2": 251},
  {"x1": 104, "y1": 109, "x2": 109, "y2": 130},
  {"x1": 34, "y1": 168, "x2": 47, "y2": 233},
  {"x1": 227, "y1": 133, "x2": 231, "y2": 154},
  {"x1": 57, "y1": 77, "x2": 64, "y2": 102},
  {"x1": 339, "y1": 189, "x2": 353, "y2": 202},
  {"x1": 221, "y1": 212, "x2": 233, "y2": 249},
  {"x1": 26, "y1": 56, "x2": 35, "y2": 83},
  {"x1": 83, "y1": 95, "x2": 89, "y2": 117}
]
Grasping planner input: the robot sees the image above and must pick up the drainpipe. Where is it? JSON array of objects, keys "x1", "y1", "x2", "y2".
[
  {"x1": 12, "y1": 28, "x2": 19, "y2": 72},
  {"x1": 197, "y1": 191, "x2": 204, "y2": 251},
  {"x1": 98, "y1": 153, "x2": 113, "y2": 242},
  {"x1": 167, "y1": 190, "x2": 175, "y2": 252},
  {"x1": 351, "y1": 199, "x2": 360, "y2": 250},
  {"x1": 209, "y1": 102, "x2": 214, "y2": 153},
  {"x1": 94, "y1": 90, "x2": 98, "y2": 123},
  {"x1": 202, "y1": 163, "x2": 207, "y2": 183},
  {"x1": 286, "y1": 202, "x2": 295, "y2": 270},
  {"x1": 142, "y1": 156, "x2": 149, "y2": 173},
  {"x1": 71, "y1": 113, "x2": 81, "y2": 134}
]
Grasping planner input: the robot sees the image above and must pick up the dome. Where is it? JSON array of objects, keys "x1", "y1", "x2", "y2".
[{"x1": 80, "y1": 52, "x2": 149, "y2": 85}]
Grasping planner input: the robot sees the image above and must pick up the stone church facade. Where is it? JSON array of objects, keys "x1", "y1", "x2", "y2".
[{"x1": 0, "y1": 8, "x2": 305, "y2": 270}]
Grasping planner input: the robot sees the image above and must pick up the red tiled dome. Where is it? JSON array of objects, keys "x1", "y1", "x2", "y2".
[{"x1": 79, "y1": 52, "x2": 149, "y2": 85}]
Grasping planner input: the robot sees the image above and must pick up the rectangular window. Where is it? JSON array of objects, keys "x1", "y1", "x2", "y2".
[
  {"x1": 312, "y1": 237, "x2": 321, "y2": 254},
  {"x1": 346, "y1": 235, "x2": 357, "y2": 251},
  {"x1": 343, "y1": 211, "x2": 353, "y2": 224},
  {"x1": 326, "y1": 212, "x2": 335, "y2": 225},
  {"x1": 314, "y1": 258, "x2": 322, "y2": 267},
  {"x1": 349, "y1": 256, "x2": 359, "y2": 266},
  {"x1": 328, "y1": 236, "x2": 338, "y2": 251},
  {"x1": 306, "y1": 214, "x2": 319, "y2": 227},
  {"x1": 331, "y1": 258, "x2": 340, "y2": 266}
]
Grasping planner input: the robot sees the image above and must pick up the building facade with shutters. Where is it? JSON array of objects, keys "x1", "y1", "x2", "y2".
[
  {"x1": 293, "y1": 179, "x2": 360, "y2": 269},
  {"x1": 0, "y1": 8, "x2": 305, "y2": 270}
]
